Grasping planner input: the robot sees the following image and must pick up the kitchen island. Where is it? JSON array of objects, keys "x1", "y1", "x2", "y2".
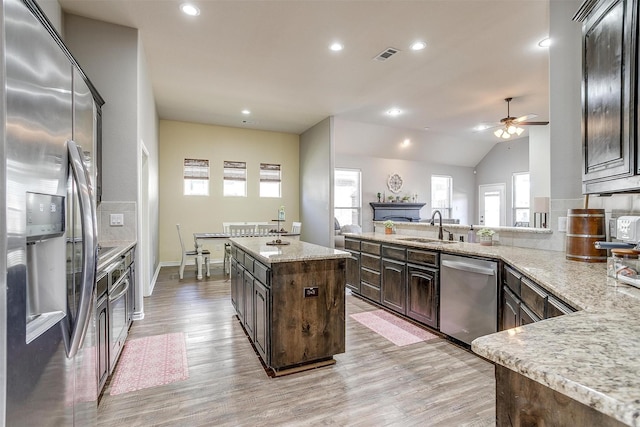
[
  {"x1": 229, "y1": 237, "x2": 350, "y2": 376},
  {"x1": 344, "y1": 232, "x2": 640, "y2": 426}
]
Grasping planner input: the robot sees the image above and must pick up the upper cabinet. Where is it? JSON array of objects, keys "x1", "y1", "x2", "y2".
[{"x1": 576, "y1": 0, "x2": 640, "y2": 194}]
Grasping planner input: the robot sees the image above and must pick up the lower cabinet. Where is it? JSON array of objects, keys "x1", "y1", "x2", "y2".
[
  {"x1": 96, "y1": 293, "x2": 109, "y2": 394},
  {"x1": 406, "y1": 264, "x2": 439, "y2": 329},
  {"x1": 254, "y1": 280, "x2": 270, "y2": 362},
  {"x1": 243, "y1": 270, "x2": 255, "y2": 338},
  {"x1": 345, "y1": 250, "x2": 360, "y2": 293},
  {"x1": 500, "y1": 266, "x2": 575, "y2": 330},
  {"x1": 381, "y1": 258, "x2": 406, "y2": 314}
]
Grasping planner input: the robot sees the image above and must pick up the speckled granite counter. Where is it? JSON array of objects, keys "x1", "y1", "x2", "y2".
[
  {"x1": 98, "y1": 240, "x2": 136, "y2": 272},
  {"x1": 346, "y1": 232, "x2": 640, "y2": 426},
  {"x1": 230, "y1": 236, "x2": 350, "y2": 265}
]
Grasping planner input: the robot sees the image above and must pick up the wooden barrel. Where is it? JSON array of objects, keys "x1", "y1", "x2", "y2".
[{"x1": 566, "y1": 209, "x2": 607, "y2": 262}]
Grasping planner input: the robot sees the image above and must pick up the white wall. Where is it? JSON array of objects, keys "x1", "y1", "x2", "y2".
[
  {"x1": 300, "y1": 117, "x2": 334, "y2": 247},
  {"x1": 336, "y1": 154, "x2": 475, "y2": 232},
  {"x1": 474, "y1": 138, "x2": 530, "y2": 226},
  {"x1": 64, "y1": 15, "x2": 139, "y2": 203}
]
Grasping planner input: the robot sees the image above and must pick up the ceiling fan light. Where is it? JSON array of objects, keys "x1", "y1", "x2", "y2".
[
  {"x1": 494, "y1": 129, "x2": 504, "y2": 138},
  {"x1": 516, "y1": 127, "x2": 524, "y2": 135},
  {"x1": 501, "y1": 131, "x2": 511, "y2": 140},
  {"x1": 507, "y1": 125, "x2": 518, "y2": 134}
]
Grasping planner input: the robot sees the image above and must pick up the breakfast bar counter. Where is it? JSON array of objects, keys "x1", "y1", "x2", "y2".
[
  {"x1": 229, "y1": 237, "x2": 350, "y2": 376},
  {"x1": 345, "y1": 232, "x2": 640, "y2": 426}
]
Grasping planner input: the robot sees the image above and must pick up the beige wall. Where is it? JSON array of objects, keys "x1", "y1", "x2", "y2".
[{"x1": 159, "y1": 120, "x2": 300, "y2": 263}]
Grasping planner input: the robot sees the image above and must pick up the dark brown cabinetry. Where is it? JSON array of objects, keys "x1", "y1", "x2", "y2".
[
  {"x1": 345, "y1": 237, "x2": 361, "y2": 293},
  {"x1": 349, "y1": 237, "x2": 440, "y2": 331},
  {"x1": 575, "y1": 0, "x2": 640, "y2": 194},
  {"x1": 360, "y1": 241, "x2": 382, "y2": 302},
  {"x1": 381, "y1": 245, "x2": 407, "y2": 314},
  {"x1": 500, "y1": 266, "x2": 576, "y2": 330},
  {"x1": 253, "y1": 279, "x2": 270, "y2": 362},
  {"x1": 230, "y1": 242, "x2": 344, "y2": 374}
]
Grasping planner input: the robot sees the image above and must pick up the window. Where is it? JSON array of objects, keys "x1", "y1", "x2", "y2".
[
  {"x1": 183, "y1": 158, "x2": 209, "y2": 196},
  {"x1": 334, "y1": 169, "x2": 361, "y2": 227},
  {"x1": 259, "y1": 163, "x2": 281, "y2": 198},
  {"x1": 513, "y1": 172, "x2": 530, "y2": 226},
  {"x1": 431, "y1": 175, "x2": 452, "y2": 219},
  {"x1": 223, "y1": 160, "x2": 247, "y2": 197}
]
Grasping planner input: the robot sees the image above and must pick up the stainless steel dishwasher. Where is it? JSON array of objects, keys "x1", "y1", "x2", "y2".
[{"x1": 440, "y1": 253, "x2": 498, "y2": 345}]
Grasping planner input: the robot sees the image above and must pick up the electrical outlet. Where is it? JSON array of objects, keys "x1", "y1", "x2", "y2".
[{"x1": 110, "y1": 213, "x2": 124, "y2": 226}]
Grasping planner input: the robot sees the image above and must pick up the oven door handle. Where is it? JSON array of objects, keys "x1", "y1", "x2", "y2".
[{"x1": 109, "y1": 278, "x2": 130, "y2": 303}]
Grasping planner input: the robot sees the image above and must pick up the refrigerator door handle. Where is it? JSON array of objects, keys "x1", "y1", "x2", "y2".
[{"x1": 67, "y1": 139, "x2": 98, "y2": 358}]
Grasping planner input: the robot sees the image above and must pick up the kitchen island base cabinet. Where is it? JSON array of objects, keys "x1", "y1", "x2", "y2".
[
  {"x1": 230, "y1": 239, "x2": 347, "y2": 376},
  {"x1": 496, "y1": 365, "x2": 626, "y2": 427}
]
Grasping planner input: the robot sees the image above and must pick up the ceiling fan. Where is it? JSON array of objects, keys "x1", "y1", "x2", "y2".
[{"x1": 486, "y1": 97, "x2": 549, "y2": 139}]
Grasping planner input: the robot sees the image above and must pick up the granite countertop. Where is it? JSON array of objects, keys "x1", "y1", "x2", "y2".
[
  {"x1": 97, "y1": 240, "x2": 136, "y2": 272},
  {"x1": 230, "y1": 236, "x2": 350, "y2": 265},
  {"x1": 347, "y1": 232, "x2": 640, "y2": 426}
]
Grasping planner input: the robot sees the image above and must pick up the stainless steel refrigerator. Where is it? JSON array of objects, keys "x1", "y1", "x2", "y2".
[{"x1": 1, "y1": 0, "x2": 103, "y2": 424}]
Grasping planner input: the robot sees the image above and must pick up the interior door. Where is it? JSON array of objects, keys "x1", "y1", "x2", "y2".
[{"x1": 478, "y1": 184, "x2": 506, "y2": 226}]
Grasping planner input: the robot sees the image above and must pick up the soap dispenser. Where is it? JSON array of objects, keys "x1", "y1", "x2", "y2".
[{"x1": 467, "y1": 225, "x2": 476, "y2": 243}]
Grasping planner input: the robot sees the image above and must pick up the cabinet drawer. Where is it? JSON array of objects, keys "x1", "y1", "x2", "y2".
[
  {"x1": 254, "y1": 261, "x2": 270, "y2": 286},
  {"x1": 520, "y1": 277, "x2": 547, "y2": 319},
  {"x1": 345, "y1": 238, "x2": 361, "y2": 251},
  {"x1": 243, "y1": 254, "x2": 255, "y2": 272},
  {"x1": 504, "y1": 266, "x2": 521, "y2": 296},
  {"x1": 360, "y1": 268, "x2": 380, "y2": 286},
  {"x1": 382, "y1": 245, "x2": 406, "y2": 261},
  {"x1": 361, "y1": 241, "x2": 381, "y2": 256},
  {"x1": 234, "y1": 248, "x2": 244, "y2": 265},
  {"x1": 519, "y1": 303, "x2": 541, "y2": 325},
  {"x1": 547, "y1": 295, "x2": 575, "y2": 318},
  {"x1": 361, "y1": 253, "x2": 380, "y2": 271},
  {"x1": 361, "y1": 281, "x2": 381, "y2": 301},
  {"x1": 407, "y1": 249, "x2": 438, "y2": 267}
]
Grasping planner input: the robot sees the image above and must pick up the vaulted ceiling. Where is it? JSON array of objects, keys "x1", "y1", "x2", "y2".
[{"x1": 59, "y1": 0, "x2": 551, "y2": 167}]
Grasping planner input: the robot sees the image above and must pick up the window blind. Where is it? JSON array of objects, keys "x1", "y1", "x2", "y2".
[
  {"x1": 223, "y1": 161, "x2": 247, "y2": 181},
  {"x1": 184, "y1": 158, "x2": 209, "y2": 180},
  {"x1": 260, "y1": 163, "x2": 281, "y2": 182}
]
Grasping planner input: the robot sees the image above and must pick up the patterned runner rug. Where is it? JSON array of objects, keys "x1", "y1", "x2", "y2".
[
  {"x1": 350, "y1": 310, "x2": 438, "y2": 346},
  {"x1": 110, "y1": 332, "x2": 189, "y2": 395}
]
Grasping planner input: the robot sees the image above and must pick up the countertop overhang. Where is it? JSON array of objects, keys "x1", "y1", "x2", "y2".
[{"x1": 229, "y1": 236, "x2": 350, "y2": 266}]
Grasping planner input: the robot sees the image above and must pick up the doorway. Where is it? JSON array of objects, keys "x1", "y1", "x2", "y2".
[{"x1": 478, "y1": 184, "x2": 505, "y2": 227}]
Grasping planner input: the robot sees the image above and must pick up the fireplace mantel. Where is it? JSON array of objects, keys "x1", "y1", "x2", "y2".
[{"x1": 369, "y1": 202, "x2": 426, "y2": 222}]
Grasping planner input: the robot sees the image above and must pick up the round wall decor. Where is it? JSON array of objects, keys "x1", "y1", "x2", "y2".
[{"x1": 387, "y1": 173, "x2": 403, "y2": 193}]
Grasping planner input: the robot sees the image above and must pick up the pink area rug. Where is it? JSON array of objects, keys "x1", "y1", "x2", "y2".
[
  {"x1": 350, "y1": 310, "x2": 438, "y2": 346},
  {"x1": 110, "y1": 332, "x2": 189, "y2": 395}
]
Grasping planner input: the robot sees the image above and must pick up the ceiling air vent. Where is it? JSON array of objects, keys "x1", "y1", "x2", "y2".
[{"x1": 374, "y1": 47, "x2": 400, "y2": 62}]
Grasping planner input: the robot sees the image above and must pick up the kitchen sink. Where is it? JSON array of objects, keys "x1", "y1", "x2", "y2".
[{"x1": 397, "y1": 237, "x2": 457, "y2": 244}]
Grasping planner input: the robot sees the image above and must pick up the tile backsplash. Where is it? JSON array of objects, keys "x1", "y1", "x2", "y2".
[{"x1": 98, "y1": 201, "x2": 137, "y2": 242}]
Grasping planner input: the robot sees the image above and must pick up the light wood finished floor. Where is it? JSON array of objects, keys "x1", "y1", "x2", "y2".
[{"x1": 98, "y1": 266, "x2": 496, "y2": 426}]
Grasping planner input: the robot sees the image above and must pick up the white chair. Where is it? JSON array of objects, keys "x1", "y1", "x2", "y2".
[
  {"x1": 291, "y1": 222, "x2": 302, "y2": 234},
  {"x1": 229, "y1": 224, "x2": 253, "y2": 236},
  {"x1": 177, "y1": 224, "x2": 210, "y2": 280},
  {"x1": 256, "y1": 224, "x2": 275, "y2": 236}
]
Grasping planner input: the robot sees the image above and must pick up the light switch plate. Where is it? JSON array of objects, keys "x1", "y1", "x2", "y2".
[
  {"x1": 558, "y1": 216, "x2": 567, "y2": 232},
  {"x1": 110, "y1": 213, "x2": 124, "y2": 226}
]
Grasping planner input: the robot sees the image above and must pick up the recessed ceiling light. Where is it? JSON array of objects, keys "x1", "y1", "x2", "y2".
[
  {"x1": 475, "y1": 124, "x2": 491, "y2": 131},
  {"x1": 401, "y1": 139, "x2": 411, "y2": 147},
  {"x1": 387, "y1": 108, "x2": 402, "y2": 117},
  {"x1": 329, "y1": 42, "x2": 344, "y2": 52},
  {"x1": 241, "y1": 109, "x2": 251, "y2": 115},
  {"x1": 410, "y1": 41, "x2": 426, "y2": 51},
  {"x1": 538, "y1": 37, "x2": 551, "y2": 48},
  {"x1": 180, "y1": 3, "x2": 200, "y2": 16}
]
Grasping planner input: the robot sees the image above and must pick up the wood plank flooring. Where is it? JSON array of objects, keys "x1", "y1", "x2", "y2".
[{"x1": 98, "y1": 265, "x2": 496, "y2": 426}]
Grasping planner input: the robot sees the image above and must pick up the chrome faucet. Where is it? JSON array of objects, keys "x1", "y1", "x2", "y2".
[{"x1": 430, "y1": 210, "x2": 443, "y2": 240}]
